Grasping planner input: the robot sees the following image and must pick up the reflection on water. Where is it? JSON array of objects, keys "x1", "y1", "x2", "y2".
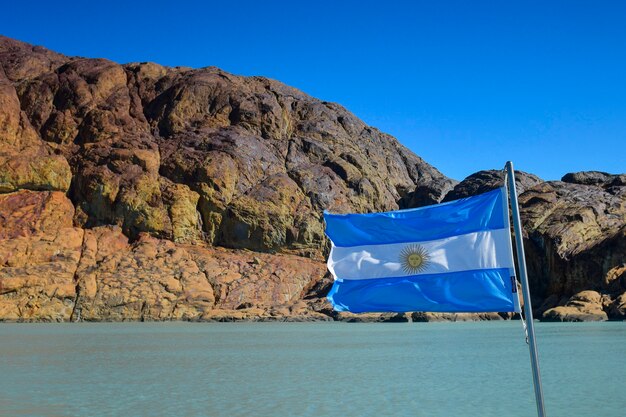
[{"x1": 0, "y1": 322, "x2": 624, "y2": 417}]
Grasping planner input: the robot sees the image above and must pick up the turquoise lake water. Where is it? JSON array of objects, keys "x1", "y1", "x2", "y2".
[{"x1": 0, "y1": 322, "x2": 624, "y2": 417}]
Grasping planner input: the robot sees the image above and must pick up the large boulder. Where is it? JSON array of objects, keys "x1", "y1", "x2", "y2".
[
  {"x1": 442, "y1": 169, "x2": 542, "y2": 202},
  {"x1": 542, "y1": 291, "x2": 609, "y2": 322},
  {"x1": 561, "y1": 171, "x2": 626, "y2": 188}
]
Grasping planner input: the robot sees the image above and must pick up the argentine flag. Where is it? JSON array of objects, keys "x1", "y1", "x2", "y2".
[{"x1": 324, "y1": 187, "x2": 520, "y2": 313}]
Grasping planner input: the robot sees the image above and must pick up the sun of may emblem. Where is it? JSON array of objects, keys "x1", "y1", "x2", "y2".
[{"x1": 399, "y1": 244, "x2": 430, "y2": 274}]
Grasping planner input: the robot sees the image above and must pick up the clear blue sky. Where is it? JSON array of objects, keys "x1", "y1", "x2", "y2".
[{"x1": 2, "y1": 0, "x2": 625, "y2": 181}]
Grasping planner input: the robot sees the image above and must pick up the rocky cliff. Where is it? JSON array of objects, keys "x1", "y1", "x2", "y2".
[
  {"x1": 0, "y1": 36, "x2": 624, "y2": 322},
  {"x1": 445, "y1": 170, "x2": 626, "y2": 321},
  {"x1": 0, "y1": 36, "x2": 455, "y2": 321}
]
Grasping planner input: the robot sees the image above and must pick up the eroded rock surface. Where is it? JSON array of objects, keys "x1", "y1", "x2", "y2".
[
  {"x1": 0, "y1": 191, "x2": 81, "y2": 321},
  {"x1": 445, "y1": 170, "x2": 626, "y2": 321},
  {"x1": 0, "y1": 189, "x2": 329, "y2": 321},
  {"x1": 0, "y1": 36, "x2": 455, "y2": 321}
]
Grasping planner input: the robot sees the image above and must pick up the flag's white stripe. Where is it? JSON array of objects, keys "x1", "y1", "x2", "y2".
[{"x1": 328, "y1": 228, "x2": 514, "y2": 280}]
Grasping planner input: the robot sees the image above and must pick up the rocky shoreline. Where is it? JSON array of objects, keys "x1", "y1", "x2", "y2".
[{"x1": 1, "y1": 36, "x2": 624, "y2": 322}]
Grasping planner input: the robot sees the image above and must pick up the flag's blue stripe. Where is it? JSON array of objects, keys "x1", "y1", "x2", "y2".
[
  {"x1": 327, "y1": 268, "x2": 515, "y2": 313},
  {"x1": 324, "y1": 187, "x2": 507, "y2": 247}
]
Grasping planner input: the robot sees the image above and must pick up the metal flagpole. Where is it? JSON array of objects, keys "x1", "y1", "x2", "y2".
[{"x1": 505, "y1": 161, "x2": 547, "y2": 417}]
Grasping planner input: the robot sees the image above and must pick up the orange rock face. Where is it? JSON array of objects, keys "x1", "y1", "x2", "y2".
[
  {"x1": 73, "y1": 228, "x2": 328, "y2": 321},
  {"x1": 0, "y1": 191, "x2": 328, "y2": 321},
  {"x1": 0, "y1": 190, "x2": 74, "y2": 239},
  {"x1": 0, "y1": 191, "x2": 81, "y2": 321}
]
